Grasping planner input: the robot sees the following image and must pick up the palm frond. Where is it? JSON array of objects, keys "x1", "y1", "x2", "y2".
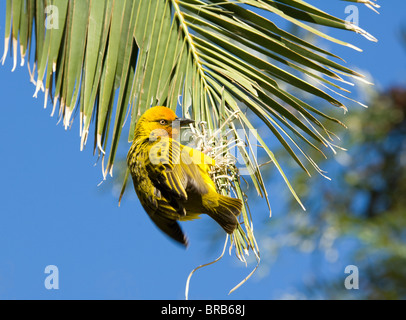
[
  {"x1": 2, "y1": 0, "x2": 379, "y2": 267},
  {"x1": 342, "y1": 0, "x2": 380, "y2": 14}
]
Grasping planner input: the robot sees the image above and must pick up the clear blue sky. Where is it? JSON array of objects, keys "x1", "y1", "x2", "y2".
[{"x1": 0, "y1": 1, "x2": 405, "y2": 300}]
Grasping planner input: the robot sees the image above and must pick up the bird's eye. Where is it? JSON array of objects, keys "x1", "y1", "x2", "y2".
[{"x1": 159, "y1": 119, "x2": 167, "y2": 125}]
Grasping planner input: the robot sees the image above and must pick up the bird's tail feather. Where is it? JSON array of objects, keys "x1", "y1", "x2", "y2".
[{"x1": 208, "y1": 195, "x2": 242, "y2": 234}]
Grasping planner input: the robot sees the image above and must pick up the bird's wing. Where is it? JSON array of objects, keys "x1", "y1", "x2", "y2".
[
  {"x1": 148, "y1": 207, "x2": 189, "y2": 246},
  {"x1": 146, "y1": 138, "x2": 212, "y2": 201}
]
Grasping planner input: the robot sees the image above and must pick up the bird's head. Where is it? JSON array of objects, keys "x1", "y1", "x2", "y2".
[{"x1": 135, "y1": 106, "x2": 194, "y2": 139}]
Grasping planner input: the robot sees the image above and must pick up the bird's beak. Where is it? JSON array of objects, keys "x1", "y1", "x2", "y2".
[{"x1": 175, "y1": 117, "x2": 195, "y2": 127}]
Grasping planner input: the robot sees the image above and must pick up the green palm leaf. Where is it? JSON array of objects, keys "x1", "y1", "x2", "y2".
[{"x1": 1, "y1": 0, "x2": 378, "y2": 270}]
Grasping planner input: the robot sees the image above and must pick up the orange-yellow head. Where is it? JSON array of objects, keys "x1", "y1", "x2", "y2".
[{"x1": 135, "y1": 106, "x2": 194, "y2": 139}]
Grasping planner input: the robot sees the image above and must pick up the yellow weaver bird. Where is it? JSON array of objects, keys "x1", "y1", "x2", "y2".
[{"x1": 127, "y1": 106, "x2": 242, "y2": 246}]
